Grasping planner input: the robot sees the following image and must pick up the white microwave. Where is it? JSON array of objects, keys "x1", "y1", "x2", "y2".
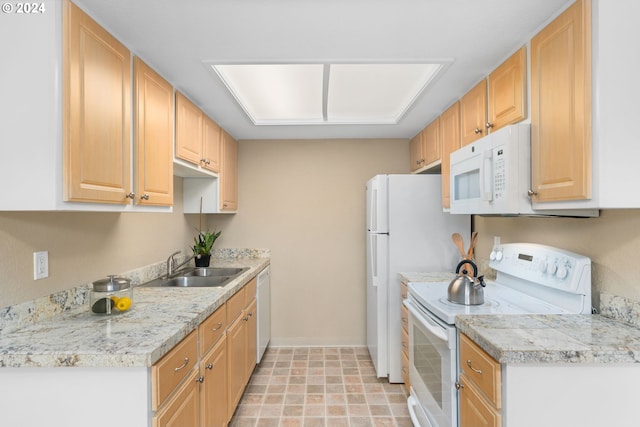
[{"x1": 450, "y1": 123, "x2": 534, "y2": 215}]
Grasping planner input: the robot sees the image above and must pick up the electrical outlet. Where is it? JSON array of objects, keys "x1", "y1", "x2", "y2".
[{"x1": 33, "y1": 251, "x2": 49, "y2": 280}]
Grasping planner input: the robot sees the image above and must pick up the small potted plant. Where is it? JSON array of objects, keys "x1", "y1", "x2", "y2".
[{"x1": 192, "y1": 229, "x2": 221, "y2": 267}]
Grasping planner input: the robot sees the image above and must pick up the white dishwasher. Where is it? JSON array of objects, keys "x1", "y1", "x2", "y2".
[{"x1": 256, "y1": 266, "x2": 271, "y2": 363}]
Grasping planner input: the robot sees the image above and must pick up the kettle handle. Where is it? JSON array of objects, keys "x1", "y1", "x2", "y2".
[{"x1": 455, "y1": 259, "x2": 478, "y2": 277}]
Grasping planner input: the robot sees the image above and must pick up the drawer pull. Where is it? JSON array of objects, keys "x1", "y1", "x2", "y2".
[
  {"x1": 466, "y1": 359, "x2": 482, "y2": 375},
  {"x1": 174, "y1": 357, "x2": 190, "y2": 372},
  {"x1": 211, "y1": 322, "x2": 223, "y2": 332}
]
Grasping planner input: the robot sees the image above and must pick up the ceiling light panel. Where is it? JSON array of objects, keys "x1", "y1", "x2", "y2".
[
  {"x1": 214, "y1": 64, "x2": 324, "y2": 124},
  {"x1": 212, "y1": 62, "x2": 443, "y2": 125},
  {"x1": 327, "y1": 63, "x2": 442, "y2": 124}
]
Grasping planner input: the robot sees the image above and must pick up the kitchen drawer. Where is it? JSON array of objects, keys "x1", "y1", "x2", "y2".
[
  {"x1": 152, "y1": 330, "x2": 198, "y2": 410},
  {"x1": 401, "y1": 303, "x2": 409, "y2": 333},
  {"x1": 199, "y1": 304, "x2": 227, "y2": 355},
  {"x1": 401, "y1": 326, "x2": 409, "y2": 356},
  {"x1": 459, "y1": 373, "x2": 501, "y2": 427},
  {"x1": 226, "y1": 287, "x2": 246, "y2": 324},
  {"x1": 459, "y1": 333, "x2": 501, "y2": 408}
]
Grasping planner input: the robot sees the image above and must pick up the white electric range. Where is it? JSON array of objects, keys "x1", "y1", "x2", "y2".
[{"x1": 404, "y1": 243, "x2": 592, "y2": 427}]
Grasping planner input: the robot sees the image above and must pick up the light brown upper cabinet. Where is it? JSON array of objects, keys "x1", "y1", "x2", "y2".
[
  {"x1": 460, "y1": 79, "x2": 488, "y2": 146},
  {"x1": 409, "y1": 118, "x2": 441, "y2": 172},
  {"x1": 133, "y1": 57, "x2": 174, "y2": 206},
  {"x1": 488, "y1": 46, "x2": 526, "y2": 132},
  {"x1": 423, "y1": 118, "x2": 441, "y2": 167},
  {"x1": 531, "y1": 0, "x2": 591, "y2": 202},
  {"x1": 64, "y1": 1, "x2": 131, "y2": 204},
  {"x1": 202, "y1": 116, "x2": 221, "y2": 173},
  {"x1": 175, "y1": 91, "x2": 221, "y2": 174},
  {"x1": 409, "y1": 132, "x2": 424, "y2": 172},
  {"x1": 440, "y1": 102, "x2": 461, "y2": 209},
  {"x1": 220, "y1": 130, "x2": 239, "y2": 212},
  {"x1": 175, "y1": 92, "x2": 204, "y2": 164}
]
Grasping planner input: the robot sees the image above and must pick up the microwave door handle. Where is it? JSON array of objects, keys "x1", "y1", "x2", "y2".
[{"x1": 481, "y1": 150, "x2": 493, "y2": 201}]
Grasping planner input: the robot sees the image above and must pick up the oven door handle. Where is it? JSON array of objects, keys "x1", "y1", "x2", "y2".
[
  {"x1": 408, "y1": 395, "x2": 435, "y2": 427},
  {"x1": 404, "y1": 300, "x2": 448, "y2": 342}
]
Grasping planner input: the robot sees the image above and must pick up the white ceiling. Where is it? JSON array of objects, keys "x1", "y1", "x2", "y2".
[{"x1": 74, "y1": 0, "x2": 572, "y2": 140}]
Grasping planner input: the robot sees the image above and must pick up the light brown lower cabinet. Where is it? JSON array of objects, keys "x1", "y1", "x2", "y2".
[
  {"x1": 200, "y1": 335, "x2": 228, "y2": 427},
  {"x1": 458, "y1": 334, "x2": 502, "y2": 427},
  {"x1": 154, "y1": 368, "x2": 200, "y2": 427},
  {"x1": 227, "y1": 279, "x2": 258, "y2": 419},
  {"x1": 152, "y1": 277, "x2": 258, "y2": 427}
]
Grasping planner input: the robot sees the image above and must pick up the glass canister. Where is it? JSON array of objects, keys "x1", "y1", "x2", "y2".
[{"x1": 90, "y1": 275, "x2": 133, "y2": 315}]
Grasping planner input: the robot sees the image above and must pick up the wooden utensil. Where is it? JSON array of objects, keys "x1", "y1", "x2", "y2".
[
  {"x1": 451, "y1": 233, "x2": 467, "y2": 259},
  {"x1": 467, "y1": 231, "x2": 478, "y2": 260}
]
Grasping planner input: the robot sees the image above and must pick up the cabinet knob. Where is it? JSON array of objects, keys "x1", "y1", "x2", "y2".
[
  {"x1": 486, "y1": 122, "x2": 494, "y2": 129},
  {"x1": 196, "y1": 376, "x2": 204, "y2": 383},
  {"x1": 206, "y1": 363, "x2": 213, "y2": 370},
  {"x1": 527, "y1": 189, "x2": 538, "y2": 197},
  {"x1": 455, "y1": 382, "x2": 464, "y2": 390},
  {"x1": 140, "y1": 194, "x2": 150, "y2": 200},
  {"x1": 474, "y1": 128, "x2": 482, "y2": 134},
  {"x1": 125, "y1": 193, "x2": 135, "y2": 199}
]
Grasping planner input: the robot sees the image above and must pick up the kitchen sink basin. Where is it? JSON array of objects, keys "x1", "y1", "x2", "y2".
[
  {"x1": 138, "y1": 267, "x2": 249, "y2": 288},
  {"x1": 174, "y1": 267, "x2": 248, "y2": 277}
]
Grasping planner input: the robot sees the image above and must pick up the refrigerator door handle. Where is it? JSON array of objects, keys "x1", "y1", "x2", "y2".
[{"x1": 370, "y1": 233, "x2": 388, "y2": 288}]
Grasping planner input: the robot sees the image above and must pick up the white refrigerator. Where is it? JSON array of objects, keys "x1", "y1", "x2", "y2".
[{"x1": 366, "y1": 174, "x2": 470, "y2": 382}]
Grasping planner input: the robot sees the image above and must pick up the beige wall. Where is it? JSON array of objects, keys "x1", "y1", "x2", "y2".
[
  {"x1": 473, "y1": 210, "x2": 640, "y2": 308},
  {"x1": 5, "y1": 138, "x2": 638, "y2": 345},
  {"x1": 0, "y1": 177, "x2": 197, "y2": 307},
  {"x1": 206, "y1": 139, "x2": 408, "y2": 346}
]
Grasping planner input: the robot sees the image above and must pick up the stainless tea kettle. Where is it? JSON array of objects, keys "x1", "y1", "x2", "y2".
[{"x1": 447, "y1": 259, "x2": 486, "y2": 305}]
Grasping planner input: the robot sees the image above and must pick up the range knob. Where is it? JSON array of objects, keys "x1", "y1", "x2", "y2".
[
  {"x1": 546, "y1": 262, "x2": 557, "y2": 275},
  {"x1": 556, "y1": 265, "x2": 568, "y2": 279},
  {"x1": 495, "y1": 250, "x2": 503, "y2": 261},
  {"x1": 490, "y1": 250, "x2": 497, "y2": 261}
]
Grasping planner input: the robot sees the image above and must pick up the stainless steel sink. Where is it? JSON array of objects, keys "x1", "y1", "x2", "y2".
[
  {"x1": 175, "y1": 267, "x2": 248, "y2": 277},
  {"x1": 139, "y1": 267, "x2": 249, "y2": 288}
]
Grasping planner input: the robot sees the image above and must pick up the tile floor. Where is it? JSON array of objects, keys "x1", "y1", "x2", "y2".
[{"x1": 229, "y1": 347, "x2": 412, "y2": 427}]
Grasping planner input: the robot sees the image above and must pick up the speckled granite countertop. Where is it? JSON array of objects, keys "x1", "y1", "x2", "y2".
[
  {"x1": 399, "y1": 272, "x2": 453, "y2": 283},
  {"x1": 0, "y1": 250, "x2": 269, "y2": 369},
  {"x1": 456, "y1": 313, "x2": 640, "y2": 364},
  {"x1": 402, "y1": 271, "x2": 640, "y2": 366}
]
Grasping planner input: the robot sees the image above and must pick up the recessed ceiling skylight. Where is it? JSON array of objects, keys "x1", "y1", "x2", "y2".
[{"x1": 211, "y1": 63, "x2": 443, "y2": 125}]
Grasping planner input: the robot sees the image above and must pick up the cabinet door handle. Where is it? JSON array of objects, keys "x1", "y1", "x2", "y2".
[
  {"x1": 527, "y1": 189, "x2": 538, "y2": 197},
  {"x1": 486, "y1": 122, "x2": 494, "y2": 129},
  {"x1": 466, "y1": 359, "x2": 482, "y2": 375},
  {"x1": 211, "y1": 322, "x2": 223, "y2": 332},
  {"x1": 196, "y1": 376, "x2": 204, "y2": 383},
  {"x1": 140, "y1": 194, "x2": 150, "y2": 200},
  {"x1": 474, "y1": 128, "x2": 482, "y2": 134},
  {"x1": 174, "y1": 357, "x2": 190, "y2": 372},
  {"x1": 125, "y1": 193, "x2": 135, "y2": 199},
  {"x1": 455, "y1": 382, "x2": 464, "y2": 390},
  {"x1": 206, "y1": 363, "x2": 213, "y2": 370}
]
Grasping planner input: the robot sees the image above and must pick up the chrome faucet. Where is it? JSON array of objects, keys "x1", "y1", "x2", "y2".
[{"x1": 166, "y1": 251, "x2": 201, "y2": 277}]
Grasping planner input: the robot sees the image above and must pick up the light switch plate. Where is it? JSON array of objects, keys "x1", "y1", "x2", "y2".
[{"x1": 34, "y1": 251, "x2": 48, "y2": 280}]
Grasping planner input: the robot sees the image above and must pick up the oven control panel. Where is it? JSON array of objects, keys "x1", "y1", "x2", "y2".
[{"x1": 489, "y1": 243, "x2": 591, "y2": 295}]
